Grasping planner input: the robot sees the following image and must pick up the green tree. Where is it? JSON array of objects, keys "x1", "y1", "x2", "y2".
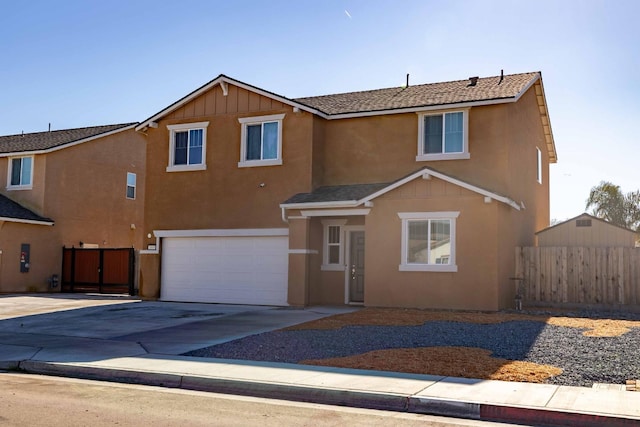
[{"x1": 585, "y1": 181, "x2": 640, "y2": 230}]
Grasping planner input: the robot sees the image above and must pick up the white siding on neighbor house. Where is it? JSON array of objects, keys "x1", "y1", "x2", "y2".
[{"x1": 161, "y1": 235, "x2": 289, "y2": 305}]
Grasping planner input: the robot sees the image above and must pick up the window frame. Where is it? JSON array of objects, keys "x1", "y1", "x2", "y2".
[
  {"x1": 126, "y1": 172, "x2": 136, "y2": 200},
  {"x1": 166, "y1": 121, "x2": 209, "y2": 172},
  {"x1": 7, "y1": 155, "x2": 34, "y2": 190},
  {"x1": 536, "y1": 147, "x2": 543, "y2": 184},
  {"x1": 398, "y1": 211, "x2": 459, "y2": 272},
  {"x1": 416, "y1": 109, "x2": 469, "y2": 162},
  {"x1": 238, "y1": 113, "x2": 285, "y2": 168},
  {"x1": 321, "y1": 219, "x2": 347, "y2": 271}
]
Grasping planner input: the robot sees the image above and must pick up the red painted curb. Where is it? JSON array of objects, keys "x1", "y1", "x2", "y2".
[{"x1": 481, "y1": 404, "x2": 640, "y2": 427}]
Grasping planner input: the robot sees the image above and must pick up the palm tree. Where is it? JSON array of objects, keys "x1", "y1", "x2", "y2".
[{"x1": 585, "y1": 181, "x2": 640, "y2": 230}]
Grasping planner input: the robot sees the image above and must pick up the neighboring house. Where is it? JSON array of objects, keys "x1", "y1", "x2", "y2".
[
  {"x1": 536, "y1": 213, "x2": 638, "y2": 247},
  {"x1": 136, "y1": 71, "x2": 556, "y2": 311},
  {"x1": 0, "y1": 124, "x2": 146, "y2": 292}
]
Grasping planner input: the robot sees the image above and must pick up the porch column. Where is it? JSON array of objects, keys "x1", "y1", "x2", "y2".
[{"x1": 287, "y1": 216, "x2": 311, "y2": 307}]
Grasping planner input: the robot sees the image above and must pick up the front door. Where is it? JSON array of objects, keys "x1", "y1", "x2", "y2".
[{"x1": 349, "y1": 231, "x2": 365, "y2": 303}]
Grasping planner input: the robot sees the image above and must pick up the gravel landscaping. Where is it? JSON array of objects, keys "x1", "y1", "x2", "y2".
[{"x1": 184, "y1": 309, "x2": 640, "y2": 388}]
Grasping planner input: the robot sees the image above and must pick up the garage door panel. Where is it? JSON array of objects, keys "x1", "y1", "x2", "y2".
[{"x1": 161, "y1": 235, "x2": 288, "y2": 305}]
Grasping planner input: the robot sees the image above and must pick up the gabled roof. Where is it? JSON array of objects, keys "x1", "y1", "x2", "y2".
[
  {"x1": 281, "y1": 166, "x2": 520, "y2": 211},
  {"x1": 0, "y1": 123, "x2": 137, "y2": 156},
  {"x1": 135, "y1": 75, "x2": 323, "y2": 131},
  {"x1": 0, "y1": 194, "x2": 53, "y2": 226},
  {"x1": 536, "y1": 213, "x2": 638, "y2": 235},
  {"x1": 294, "y1": 72, "x2": 540, "y2": 116},
  {"x1": 135, "y1": 71, "x2": 557, "y2": 162}
]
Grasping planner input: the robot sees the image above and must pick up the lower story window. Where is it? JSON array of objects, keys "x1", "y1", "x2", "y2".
[
  {"x1": 321, "y1": 219, "x2": 347, "y2": 271},
  {"x1": 398, "y1": 212, "x2": 459, "y2": 272}
]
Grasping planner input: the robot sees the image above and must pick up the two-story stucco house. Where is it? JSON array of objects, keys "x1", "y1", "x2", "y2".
[
  {"x1": 0, "y1": 124, "x2": 146, "y2": 292},
  {"x1": 136, "y1": 71, "x2": 556, "y2": 311}
]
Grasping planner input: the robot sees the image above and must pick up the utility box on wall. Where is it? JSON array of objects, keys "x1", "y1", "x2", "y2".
[{"x1": 20, "y1": 243, "x2": 30, "y2": 273}]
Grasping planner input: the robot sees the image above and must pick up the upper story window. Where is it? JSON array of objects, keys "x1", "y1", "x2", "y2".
[
  {"x1": 8, "y1": 156, "x2": 33, "y2": 190},
  {"x1": 416, "y1": 110, "x2": 469, "y2": 162},
  {"x1": 238, "y1": 113, "x2": 285, "y2": 168},
  {"x1": 398, "y1": 212, "x2": 459, "y2": 272},
  {"x1": 166, "y1": 122, "x2": 209, "y2": 172},
  {"x1": 126, "y1": 172, "x2": 136, "y2": 199},
  {"x1": 536, "y1": 147, "x2": 542, "y2": 184}
]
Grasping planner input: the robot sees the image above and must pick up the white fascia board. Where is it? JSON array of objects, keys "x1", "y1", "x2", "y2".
[
  {"x1": 0, "y1": 216, "x2": 54, "y2": 226},
  {"x1": 325, "y1": 98, "x2": 516, "y2": 120},
  {"x1": 360, "y1": 168, "x2": 521, "y2": 211},
  {"x1": 513, "y1": 72, "x2": 541, "y2": 102},
  {"x1": 300, "y1": 208, "x2": 371, "y2": 217},
  {"x1": 0, "y1": 124, "x2": 137, "y2": 158},
  {"x1": 153, "y1": 228, "x2": 289, "y2": 238},
  {"x1": 279, "y1": 200, "x2": 359, "y2": 209},
  {"x1": 136, "y1": 76, "x2": 326, "y2": 131}
]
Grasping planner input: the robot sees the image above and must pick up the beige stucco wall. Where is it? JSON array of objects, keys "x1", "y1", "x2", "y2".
[
  {"x1": 140, "y1": 84, "x2": 316, "y2": 297},
  {"x1": 0, "y1": 128, "x2": 146, "y2": 294},
  {"x1": 363, "y1": 178, "x2": 502, "y2": 311},
  {"x1": 140, "y1": 81, "x2": 552, "y2": 310},
  {"x1": 537, "y1": 215, "x2": 637, "y2": 247}
]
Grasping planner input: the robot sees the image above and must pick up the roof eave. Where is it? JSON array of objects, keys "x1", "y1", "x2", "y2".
[
  {"x1": 533, "y1": 76, "x2": 558, "y2": 163},
  {"x1": 313, "y1": 97, "x2": 518, "y2": 120},
  {"x1": 279, "y1": 200, "x2": 359, "y2": 210},
  {"x1": 0, "y1": 216, "x2": 54, "y2": 226},
  {"x1": 359, "y1": 167, "x2": 521, "y2": 211}
]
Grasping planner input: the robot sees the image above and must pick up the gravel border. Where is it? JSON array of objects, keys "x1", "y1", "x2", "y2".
[{"x1": 185, "y1": 315, "x2": 640, "y2": 388}]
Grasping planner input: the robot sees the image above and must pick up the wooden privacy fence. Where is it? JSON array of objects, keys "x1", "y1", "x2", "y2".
[{"x1": 515, "y1": 246, "x2": 640, "y2": 307}]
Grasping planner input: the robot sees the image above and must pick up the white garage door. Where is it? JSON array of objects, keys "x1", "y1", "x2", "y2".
[{"x1": 161, "y1": 235, "x2": 288, "y2": 305}]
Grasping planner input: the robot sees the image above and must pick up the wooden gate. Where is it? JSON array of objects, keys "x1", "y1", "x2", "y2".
[{"x1": 61, "y1": 247, "x2": 135, "y2": 295}]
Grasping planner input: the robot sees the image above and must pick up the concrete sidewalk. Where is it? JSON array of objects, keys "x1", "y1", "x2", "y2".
[
  {"x1": 1, "y1": 294, "x2": 639, "y2": 426},
  {"x1": 8, "y1": 355, "x2": 640, "y2": 427}
]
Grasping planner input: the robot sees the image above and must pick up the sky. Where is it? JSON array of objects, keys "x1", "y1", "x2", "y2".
[{"x1": 1, "y1": 0, "x2": 638, "y2": 222}]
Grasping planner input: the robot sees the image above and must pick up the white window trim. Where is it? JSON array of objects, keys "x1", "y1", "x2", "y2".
[
  {"x1": 238, "y1": 113, "x2": 285, "y2": 168},
  {"x1": 166, "y1": 121, "x2": 209, "y2": 172},
  {"x1": 7, "y1": 155, "x2": 34, "y2": 190},
  {"x1": 321, "y1": 219, "x2": 347, "y2": 271},
  {"x1": 126, "y1": 172, "x2": 136, "y2": 200},
  {"x1": 416, "y1": 109, "x2": 469, "y2": 162},
  {"x1": 536, "y1": 147, "x2": 542, "y2": 184},
  {"x1": 398, "y1": 211, "x2": 459, "y2": 272}
]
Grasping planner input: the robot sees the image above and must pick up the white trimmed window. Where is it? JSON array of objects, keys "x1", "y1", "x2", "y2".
[
  {"x1": 238, "y1": 113, "x2": 285, "y2": 167},
  {"x1": 398, "y1": 212, "x2": 459, "y2": 272},
  {"x1": 536, "y1": 147, "x2": 542, "y2": 184},
  {"x1": 321, "y1": 219, "x2": 347, "y2": 271},
  {"x1": 8, "y1": 156, "x2": 33, "y2": 190},
  {"x1": 126, "y1": 172, "x2": 136, "y2": 199},
  {"x1": 417, "y1": 110, "x2": 469, "y2": 161},
  {"x1": 166, "y1": 122, "x2": 209, "y2": 172}
]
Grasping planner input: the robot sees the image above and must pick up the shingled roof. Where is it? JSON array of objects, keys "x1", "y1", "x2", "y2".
[
  {"x1": 0, "y1": 123, "x2": 136, "y2": 154},
  {"x1": 0, "y1": 194, "x2": 53, "y2": 225},
  {"x1": 294, "y1": 72, "x2": 540, "y2": 116},
  {"x1": 283, "y1": 182, "x2": 390, "y2": 205}
]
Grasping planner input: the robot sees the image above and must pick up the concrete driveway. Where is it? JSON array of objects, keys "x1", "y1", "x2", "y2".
[{"x1": 0, "y1": 294, "x2": 356, "y2": 364}]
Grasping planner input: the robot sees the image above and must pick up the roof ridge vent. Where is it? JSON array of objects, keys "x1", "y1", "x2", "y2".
[{"x1": 468, "y1": 76, "x2": 479, "y2": 87}]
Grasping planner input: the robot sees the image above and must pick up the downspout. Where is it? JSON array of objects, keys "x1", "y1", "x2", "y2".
[{"x1": 281, "y1": 207, "x2": 288, "y2": 223}]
